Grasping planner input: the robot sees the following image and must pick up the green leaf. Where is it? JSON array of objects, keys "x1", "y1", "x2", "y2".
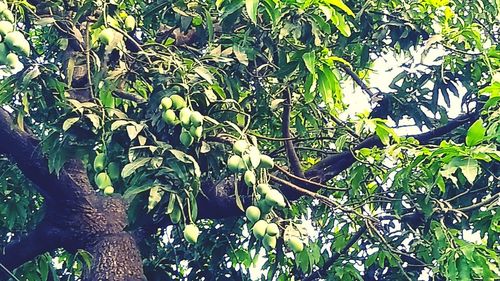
[
  {"x1": 302, "y1": 51, "x2": 316, "y2": 75},
  {"x1": 323, "y1": 0, "x2": 354, "y2": 16},
  {"x1": 62, "y1": 117, "x2": 79, "y2": 131},
  {"x1": 318, "y1": 66, "x2": 340, "y2": 109},
  {"x1": 126, "y1": 124, "x2": 144, "y2": 140},
  {"x1": 124, "y1": 184, "x2": 155, "y2": 199},
  {"x1": 111, "y1": 120, "x2": 130, "y2": 131},
  {"x1": 466, "y1": 119, "x2": 486, "y2": 146},
  {"x1": 245, "y1": 0, "x2": 259, "y2": 24},
  {"x1": 447, "y1": 256, "x2": 458, "y2": 281},
  {"x1": 304, "y1": 73, "x2": 317, "y2": 103},
  {"x1": 121, "y1": 157, "x2": 151, "y2": 178},
  {"x1": 194, "y1": 66, "x2": 214, "y2": 84},
  {"x1": 457, "y1": 257, "x2": 471, "y2": 281},
  {"x1": 459, "y1": 158, "x2": 479, "y2": 184},
  {"x1": 331, "y1": 10, "x2": 351, "y2": 37},
  {"x1": 375, "y1": 125, "x2": 390, "y2": 145},
  {"x1": 148, "y1": 186, "x2": 163, "y2": 211}
]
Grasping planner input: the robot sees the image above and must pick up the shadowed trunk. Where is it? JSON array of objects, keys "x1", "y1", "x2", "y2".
[{"x1": 0, "y1": 108, "x2": 146, "y2": 280}]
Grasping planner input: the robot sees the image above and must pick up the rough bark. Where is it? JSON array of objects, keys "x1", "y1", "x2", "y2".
[{"x1": 0, "y1": 108, "x2": 146, "y2": 280}]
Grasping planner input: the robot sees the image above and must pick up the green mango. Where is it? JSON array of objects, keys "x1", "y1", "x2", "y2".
[
  {"x1": 189, "y1": 111, "x2": 204, "y2": 127},
  {"x1": 103, "y1": 185, "x2": 114, "y2": 195},
  {"x1": 95, "y1": 172, "x2": 112, "y2": 189},
  {"x1": 99, "y1": 28, "x2": 115, "y2": 45},
  {"x1": 266, "y1": 223, "x2": 279, "y2": 236},
  {"x1": 189, "y1": 125, "x2": 203, "y2": 139},
  {"x1": 170, "y1": 94, "x2": 186, "y2": 109},
  {"x1": 245, "y1": 206, "x2": 260, "y2": 223},
  {"x1": 124, "y1": 15, "x2": 136, "y2": 31},
  {"x1": 179, "y1": 131, "x2": 194, "y2": 147},
  {"x1": 252, "y1": 220, "x2": 267, "y2": 239},
  {"x1": 179, "y1": 107, "x2": 192, "y2": 127},
  {"x1": 0, "y1": 20, "x2": 13, "y2": 36},
  {"x1": 93, "y1": 153, "x2": 106, "y2": 172},
  {"x1": 227, "y1": 155, "x2": 243, "y2": 173},
  {"x1": 107, "y1": 162, "x2": 121, "y2": 181},
  {"x1": 244, "y1": 170, "x2": 256, "y2": 187},
  {"x1": 183, "y1": 224, "x2": 200, "y2": 244},
  {"x1": 232, "y1": 140, "x2": 248, "y2": 155},
  {"x1": 263, "y1": 234, "x2": 277, "y2": 250},
  {"x1": 286, "y1": 237, "x2": 304, "y2": 253},
  {"x1": 161, "y1": 97, "x2": 173, "y2": 110}
]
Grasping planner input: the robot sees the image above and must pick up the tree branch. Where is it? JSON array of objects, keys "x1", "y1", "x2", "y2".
[
  {"x1": 305, "y1": 112, "x2": 479, "y2": 184},
  {"x1": 282, "y1": 88, "x2": 304, "y2": 177},
  {"x1": 338, "y1": 64, "x2": 378, "y2": 99},
  {"x1": 0, "y1": 222, "x2": 63, "y2": 276},
  {"x1": 0, "y1": 108, "x2": 93, "y2": 202}
]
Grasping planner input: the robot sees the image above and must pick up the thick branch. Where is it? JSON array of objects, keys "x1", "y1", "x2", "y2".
[
  {"x1": 0, "y1": 223, "x2": 62, "y2": 275},
  {"x1": 305, "y1": 112, "x2": 478, "y2": 184},
  {"x1": 113, "y1": 90, "x2": 147, "y2": 103},
  {"x1": 0, "y1": 108, "x2": 93, "y2": 202}
]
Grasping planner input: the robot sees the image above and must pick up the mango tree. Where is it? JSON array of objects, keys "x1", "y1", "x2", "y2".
[{"x1": 0, "y1": 0, "x2": 498, "y2": 280}]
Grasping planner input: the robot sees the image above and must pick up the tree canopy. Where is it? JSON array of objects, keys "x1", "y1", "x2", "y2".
[{"x1": 0, "y1": 0, "x2": 499, "y2": 280}]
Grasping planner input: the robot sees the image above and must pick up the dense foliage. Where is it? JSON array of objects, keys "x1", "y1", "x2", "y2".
[{"x1": 0, "y1": 0, "x2": 498, "y2": 280}]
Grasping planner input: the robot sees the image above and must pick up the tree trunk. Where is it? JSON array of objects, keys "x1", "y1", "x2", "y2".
[{"x1": 83, "y1": 232, "x2": 145, "y2": 281}]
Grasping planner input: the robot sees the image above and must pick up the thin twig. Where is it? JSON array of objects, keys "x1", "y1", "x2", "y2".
[
  {"x1": 274, "y1": 165, "x2": 349, "y2": 192},
  {"x1": 303, "y1": 225, "x2": 367, "y2": 281}
]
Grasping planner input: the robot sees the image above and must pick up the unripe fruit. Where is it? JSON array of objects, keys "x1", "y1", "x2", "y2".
[
  {"x1": 257, "y1": 199, "x2": 272, "y2": 214},
  {"x1": 179, "y1": 131, "x2": 194, "y2": 147},
  {"x1": 103, "y1": 185, "x2": 114, "y2": 195},
  {"x1": 189, "y1": 111, "x2": 204, "y2": 127},
  {"x1": 179, "y1": 107, "x2": 192, "y2": 127},
  {"x1": 263, "y1": 234, "x2": 277, "y2": 250},
  {"x1": 247, "y1": 146, "x2": 261, "y2": 168},
  {"x1": 266, "y1": 223, "x2": 279, "y2": 236},
  {"x1": 99, "y1": 28, "x2": 115, "y2": 45},
  {"x1": 4, "y1": 31, "x2": 30, "y2": 56},
  {"x1": 256, "y1": 183, "x2": 271, "y2": 196},
  {"x1": 189, "y1": 126, "x2": 203, "y2": 139},
  {"x1": 0, "y1": 20, "x2": 13, "y2": 36},
  {"x1": 93, "y1": 153, "x2": 106, "y2": 172},
  {"x1": 259, "y1": 155, "x2": 274, "y2": 169},
  {"x1": 118, "y1": 11, "x2": 128, "y2": 20},
  {"x1": 242, "y1": 154, "x2": 252, "y2": 169},
  {"x1": 1, "y1": 9, "x2": 14, "y2": 23},
  {"x1": 183, "y1": 224, "x2": 200, "y2": 244},
  {"x1": 252, "y1": 220, "x2": 268, "y2": 239},
  {"x1": 244, "y1": 170, "x2": 256, "y2": 187},
  {"x1": 162, "y1": 109, "x2": 177, "y2": 125},
  {"x1": 227, "y1": 155, "x2": 243, "y2": 173},
  {"x1": 233, "y1": 140, "x2": 248, "y2": 155},
  {"x1": 5, "y1": 53, "x2": 18, "y2": 68},
  {"x1": 0, "y1": 3, "x2": 6, "y2": 13},
  {"x1": 245, "y1": 206, "x2": 260, "y2": 223},
  {"x1": 237, "y1": 160, "x2": 247, "y2": 172},
  {"x1": 124, "y1": 15, "x2": 136, "y2": 31},
  {"x1": 95, "y1": 172, "x2": 112, "y2": 189},
  {"x1": 170, "y1": 94, "x2": 186, "y2": 109},
  {"x1": 17, "y1": 39, "x2": 30, "y2": 57},
  {"x1": 161, "y1": 97, "x2": 173, "y2": 110},
  {"x1": 265, "y1": 189, "x2": 286, "y2": 208},
  {"x1": 287, "y1": 237, "x2": 304, "y2": 253},
  {"x1": 107, "y1": 162, "x2": 121, "y2": 181}
]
